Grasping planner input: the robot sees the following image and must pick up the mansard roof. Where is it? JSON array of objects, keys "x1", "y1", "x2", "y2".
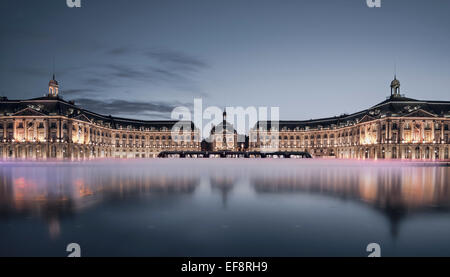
[
  {"x1": 255, "y1": 96, "x2": 450, "y2": 131},
  {"x1": 0, "y1": 96, "x2": 196, "y2": 131}
]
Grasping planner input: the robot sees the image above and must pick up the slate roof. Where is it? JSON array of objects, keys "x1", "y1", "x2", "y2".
[
  {"x1": 0, "y1": 96, "x2": 196, "y2": 131},
  {"x1": 254, "y1": 95, "x2": 450, "y2": 131}
]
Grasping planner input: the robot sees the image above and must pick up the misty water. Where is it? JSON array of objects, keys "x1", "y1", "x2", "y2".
[{"x1": 1, "y1": 159, "x2": 450, "y2": 257}]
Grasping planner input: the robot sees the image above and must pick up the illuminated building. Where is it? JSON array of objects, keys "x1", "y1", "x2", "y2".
[
  {"x1": 2, "y1": 76, "x2": 450, "y2": 160},
  {"x1": 209, "y1": 110, "x2": 238, "y2": 151},
  {"x1": 250, "y1": 77, "x2": 450, "y2": 160},
  {"x1": 0, "y1": 76, "x2": 200, "y2": 159}
]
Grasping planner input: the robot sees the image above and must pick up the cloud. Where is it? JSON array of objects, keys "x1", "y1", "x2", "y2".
[
  {"x1": 84, "y1": 77, "x2": 116, "y2": 88},
  {"x1": 144, "y1": 48, "x2": 208, "y2": 71},
  {"x1": 74, "y1": 98, "x2": 191, "y2": 120},
  {"x1": 105, "y1": 64, "x2": 153, "y2": 80},
  {"x1": 61, "y1": 88, "x2": 99, "y2": 97},
  {"x1": 106, "y1": 47, "x2": 131, "y2": 56},
  {"x1": 106, "y1": 46, "x2": 207, "y2": 69},
  {"x1": 98, "y1": 64, "x2": 191, "y2": 85},
  {"x1": 6, "y1": 46, "x2": 209, "y2": 102},
  {"x1": 98, "y1": 46, "x2": 208, "y2": 85}
]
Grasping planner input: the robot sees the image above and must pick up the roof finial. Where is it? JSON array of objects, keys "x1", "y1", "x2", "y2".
[
  {"x1": 52, "y1": 55, "x2": 56, "y2": 81},
  {"x1": 394, "y1": 60, "x2": 397, "y2": 79}
]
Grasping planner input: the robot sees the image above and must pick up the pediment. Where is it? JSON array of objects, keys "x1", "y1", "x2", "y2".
[
  {"x1": 72, "y1": 113, "x2": 92, "y2": 123},
  {"x1": 358, "y1": 114, "x2": 376, "y2": 123},
  {"x1": 13, "y1": 107, "x2": 46, "y2": 116},
  {"x1": 404, "y1": 109, "x2": 436, "y2": 118}
]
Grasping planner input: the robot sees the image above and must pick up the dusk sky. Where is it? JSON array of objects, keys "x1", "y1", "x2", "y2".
[{"x1": 1, "y1": 0, "x2": 449, "y2": 122}]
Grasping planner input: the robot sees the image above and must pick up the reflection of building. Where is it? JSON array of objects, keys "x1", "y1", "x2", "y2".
[
  {"x1": 209, "y1": 110, "x2": 238, "y2": 151},
  {"x1": 250, "y1": 77, "x2": 450, "y2": 159},
  {"x1": 251, "y1": 165, "x2": 450, "y2": 236},
  {"x1": 0, "y1": 76, "x2": 200, "y2": 159},
  {"x1": 0, "y1": 165, "x2": 200, "y2": 237}
]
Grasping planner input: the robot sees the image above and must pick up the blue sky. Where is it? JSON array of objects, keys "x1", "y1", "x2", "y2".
[{"x1": 1, "y1": 0, "x2": 449, "y2": 121}]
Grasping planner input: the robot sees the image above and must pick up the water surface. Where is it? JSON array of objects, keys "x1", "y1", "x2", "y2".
[{"x1": 0, "y1": 159, "x2": 449, "y2": 257}]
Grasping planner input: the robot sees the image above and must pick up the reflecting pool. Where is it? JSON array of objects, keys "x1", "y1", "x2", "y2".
[{"x1": 0, "y1": 159, "x2": 449, "y2": 257}]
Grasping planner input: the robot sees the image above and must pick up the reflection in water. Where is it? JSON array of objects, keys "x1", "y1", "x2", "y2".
[
  {"x1": 210, "y1": 175, "x2": 236, "y2": 208},
  {"x1": 0, "y1": 163, "x2": 200, "y2": 237},
  {"x1": 0, "y1": 160, "x2": 449, "y2": 256},
  {"x1": 251, "y1": 165, "x2": 450, "y2": 237}
]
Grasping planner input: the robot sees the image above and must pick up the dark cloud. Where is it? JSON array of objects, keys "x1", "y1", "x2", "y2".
[
  {"x1": 84, "y1": 77, "x2": 115, "y2": 88},
  {"x1": 105, "y1": 46, "x2": 207, "y2": 69},
  {"x1": 61, "y1": 88, "x2": 99, "y2": 97},
  {"x1": 103, "y1": 64, "x2": 190, "y2": 84},
  {"x1": 73, "y1": 98, "x2": 190, "y2": 120},
  {"x1": 99, "y1": 46, "x2": 207, "y2": 84},
  {"x1": 106, "y1": 47, "x2": 131, "y2": 56},
  {"x1": 105, "y1": 64, "x2": 152, "y2": 80},
  {"x1": 62, "y1": 89, "x2": 86, "y2": 95},
  {"x1": 144, "y1": 48, "x2": 208, "y2": 71}
]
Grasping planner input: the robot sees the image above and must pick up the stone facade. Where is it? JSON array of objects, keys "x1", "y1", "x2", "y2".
[
  {"x1": 249, "y1": 77, "x2": 450, "y2": 160},
  {"x1": 0, "y1": 77, "x2": 200, "y2": 160},
  {"x1": 209, "y1": 110, "x2": 239, "y2": 151},
  {"x1": 1, "y1": 76, "x2": 449, "y2": 160}
]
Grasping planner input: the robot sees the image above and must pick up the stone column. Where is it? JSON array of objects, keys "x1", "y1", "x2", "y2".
[
  {"x1": 386, "y1": 120, "x2": 390, "y2": 142},
  {"x1": 23, "y1": 119, "x2": 28, "y2": 141},
  {"x1": 68, "y1": 121, "x2": 73, "y2": 158},
  {"x1": 3, "y1": 122, "x2": 6, "y2": 141},
  {"x1": 421, "y1": 121, "x2": 425, "y2": 143},
  {"x1": 13, "y1": 120, "x2": 16, "y2": 141},
  {"x1": 87, "y1": 125, "x2": 91, "y2": 144},
  {"x1": 431, "y1": 120, "x2": 435, "y2": 143},
  {"x1": 33, "y1": 120, "x2": 37, "y2": 141},
  {"x1": 401, "y1": 121, "x2": 406, "y2": 143},
  {"x1": 58, "y1": 118, "x2": 62, "y2": 140}
]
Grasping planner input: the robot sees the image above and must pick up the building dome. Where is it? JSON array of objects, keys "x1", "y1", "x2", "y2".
[
  {"x1": 390, "y1": 76, "x2": 401, "y2": 97},
  {"x1": 48, "y1": 74, "x2": 59, "y2": 97},
  {"x1": 49, "y1": 74, "x2": 59, "y2": 86},
  {"x1": 49, "y1": 79, "x2": 59, "y2": 86},
  {"x1": 390, "y1": 77, "x2": 400, "y2": 88}
]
